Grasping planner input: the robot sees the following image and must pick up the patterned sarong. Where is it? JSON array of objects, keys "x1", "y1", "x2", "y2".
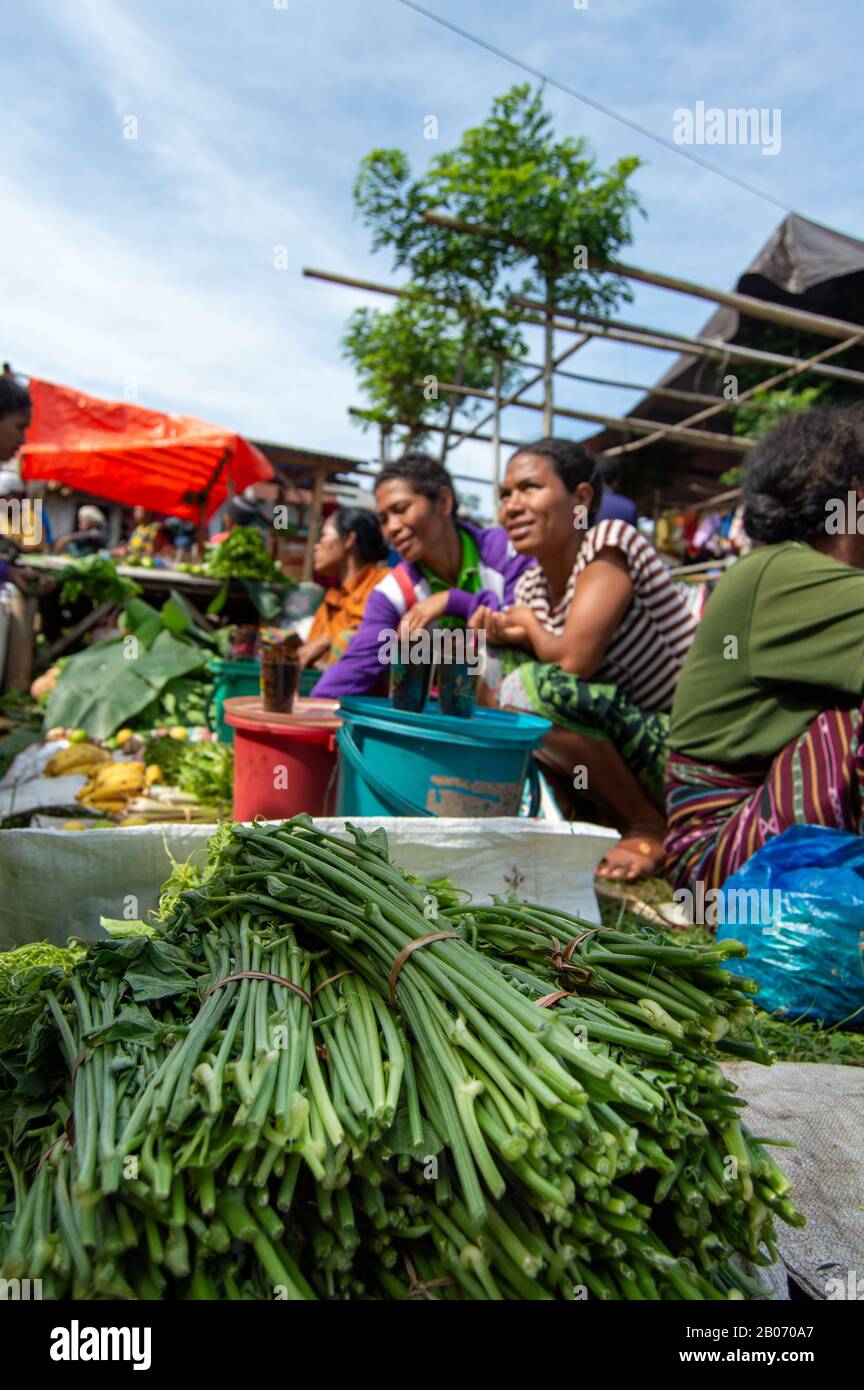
[
  {"x1": 664, "y1": 700, "x2": 864, "y2": 890},
  {"x1": 498, "y1": 653, "x2": 670, "y2": 808}
]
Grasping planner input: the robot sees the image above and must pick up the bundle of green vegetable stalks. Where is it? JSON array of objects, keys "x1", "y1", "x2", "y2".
[{"x1": 0, "y1": 817, "x2": 803, "y2": 1301}]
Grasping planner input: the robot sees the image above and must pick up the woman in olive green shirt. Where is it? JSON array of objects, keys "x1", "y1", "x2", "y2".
[{"x1": 664, "y1": 406, "x2": 864, "y2": 891}]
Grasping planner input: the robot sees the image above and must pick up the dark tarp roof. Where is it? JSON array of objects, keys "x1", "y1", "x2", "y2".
[{"x1": 587, "y1": 215, "x2": 864, "y2": 496}]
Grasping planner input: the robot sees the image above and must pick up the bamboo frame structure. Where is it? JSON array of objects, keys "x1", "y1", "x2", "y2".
[
  {"x1": 512, "y1": 298, "x2": 864, "y2": 389},
  {"x1": 603, "y1": 327, "x2": 864, "y2": 460},
  {"x1": 307, "y1": 204, "x2": 864, "y2": 498},
  {"x1": 416, "y1": 378, "x2": 753, "y2": 454},
  {"x1": 423, "y1": 211, "x2": 864, "y2": 343}
]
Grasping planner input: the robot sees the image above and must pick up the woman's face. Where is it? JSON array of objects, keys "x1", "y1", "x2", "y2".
[
  {"x1": 375, "y1": 479, "x2": 452, "y2": 566},
  {"x1": 313, "y1": 519, "x2": 348, "y2": 579},
  {"x1": 500, "y1": 452, "x2": 593, "y2": 556}
]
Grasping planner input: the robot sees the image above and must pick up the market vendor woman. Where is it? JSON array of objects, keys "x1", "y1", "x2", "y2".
[
  {"x1": 665, "y1": 406, "x2": 864, "y2": 892},
  {"x1": 312, "y1": 454, "x2": 529, "y2": 697},
  {"x1": 299, "y1": 508, "x2": 390, "y2": 670},
  {"x1": 471, "y1": 438, "x2": 696, "y2": 881}
]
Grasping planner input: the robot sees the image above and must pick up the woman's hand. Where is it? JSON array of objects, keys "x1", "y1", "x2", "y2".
[
  {"x1": 398, "y1": 589, "x2": 450, "y2": 637},
  {"x1": 298, "y1": 636, "x2": 331, "y2": 669},
  {"x1": 469, "y1": 604, "x2": 533, "y2": 651}
]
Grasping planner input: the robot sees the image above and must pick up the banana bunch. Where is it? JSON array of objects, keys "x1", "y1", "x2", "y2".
[
  {"x1": 44, "y1": 744, "x2": 112, "y2": 777},
  {"x1": 76, "y1": 760, "x2": 152, "y2": 814}
]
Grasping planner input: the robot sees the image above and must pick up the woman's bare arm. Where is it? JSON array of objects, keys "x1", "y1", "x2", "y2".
[{"x1": 507, "y1": 549, "x2": 633, "y2": 675}]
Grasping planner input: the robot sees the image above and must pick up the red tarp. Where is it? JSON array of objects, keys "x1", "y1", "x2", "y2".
[{"x1": 19, "y1": 378, "x2": 274, "y2": 522}]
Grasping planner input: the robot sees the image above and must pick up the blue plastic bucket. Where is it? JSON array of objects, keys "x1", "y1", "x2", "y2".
[{"x1": 336, "y1": 697, "x2": 551, "y2": 818}]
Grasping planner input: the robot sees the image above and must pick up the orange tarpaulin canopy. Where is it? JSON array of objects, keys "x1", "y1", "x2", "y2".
[{"x1": 19, "y1": 378, "x2": 273, "y2": 522}]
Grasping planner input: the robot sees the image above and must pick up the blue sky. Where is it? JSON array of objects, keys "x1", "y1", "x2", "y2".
[{"x1": 3, "y1": 0, "x2": 861, "y2": 509}]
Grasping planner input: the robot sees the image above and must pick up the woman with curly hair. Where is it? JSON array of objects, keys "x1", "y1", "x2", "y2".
[{"x1": 664, "y1": 405, "x2": 864, "y2": 892}]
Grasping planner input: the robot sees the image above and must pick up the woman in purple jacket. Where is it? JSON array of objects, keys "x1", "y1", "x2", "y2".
[{"x1": 312, "y1": 454, "x2": 530, "y2": 698}]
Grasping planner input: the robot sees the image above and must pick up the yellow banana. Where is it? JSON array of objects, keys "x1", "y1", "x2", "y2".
[
  {"x1": 45, "y1": 746, "x2": 111, "y2": 776},
  {"x1": 86, "y1": 763, "x2": 146, "y2": 790}
]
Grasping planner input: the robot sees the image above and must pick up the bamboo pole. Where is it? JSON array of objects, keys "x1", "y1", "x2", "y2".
[
  {"x1": 415, "y1": 379, "x2": 754, "y2": 454},
  {"x1": 301, "y1": 467, "x2": 327, "y2": 582},
  {"x1": 446, "y1": 334, "x2": 590, "y2": 451},
  {"x1": 305, "y1": 263, "x2": 864, "y2": 388},
  {"x1": 543, "y1": 276, "x2": 554, "y2": 434},
  {"x1": 422, "y1": 210, "x2": 864, "y2": 343},
  {"x1": 511, "y1": 296, "x2": 864, "y2": 388},
  {"x1": 480, "y1": 349, "x2": 779, "y2": 411},
  {"x1": 349, "y1": 407, "x2": 524, "y2": 452},
  {"x1": 603, "y1": 326, "x2": 864, "y2": 459},
  {"x1": 492, "y1": 357, "x2": 502, "y2": 512}
]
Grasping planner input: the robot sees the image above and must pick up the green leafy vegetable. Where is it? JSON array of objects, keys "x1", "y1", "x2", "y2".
[
  {"x1": 58, "y1": 555, "x2": 142, "y2": 608},
  {"x1": 204, "y1": 528, "x2": 285, "y2": 582}
]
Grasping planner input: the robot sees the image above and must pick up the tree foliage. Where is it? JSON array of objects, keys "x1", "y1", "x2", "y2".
[{"x1": 345, "y1": 84, "x2": 645, "y2": 448}]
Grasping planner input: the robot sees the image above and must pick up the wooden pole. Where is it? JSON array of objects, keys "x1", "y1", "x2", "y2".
[
  {"x1": 603, "y1": 326, "x2": 864, "y2": 459},
  {"x1": 349, "y1": 408, "x2": 524, "y2": 452},
  {"x1": 305, "y1": 263, "x2": 864, "y2": 389},
  {"x1": 4, "y1": 590, "x2": 38, "y2": 693},
  {"x1": 422, "y1": 210, "x2": 864, "y2": 343},
  {"x1": 511, "y1": 296, "x2": 864, "y2": 388},
  {"x1": 301, "y1": 467, "x2": 327, "y2": 583},
  {"x1": 480, "y1": 349, "x2": 779, "y2": 410},
  {"x1": 413, "y1": 379, "x2": 753, "y2": 454},
  {"x1": 447, "y1": 334, "x2": 589, "y2": 452},
  {"x1": 492, "y1": 357, "x2": 502, "y2": 514},
  {"x1": 543, "y1": 276, "x2": 554, "y2": 435}
]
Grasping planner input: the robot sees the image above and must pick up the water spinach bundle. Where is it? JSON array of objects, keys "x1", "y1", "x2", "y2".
[{"x1": 0, "y1": 817, "x2": 802, "y2": 1301}]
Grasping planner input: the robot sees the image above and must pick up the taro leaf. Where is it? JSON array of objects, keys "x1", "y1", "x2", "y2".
[
  {"x1": 164, "y1": 589, "x2": 217, "y2": 648},
  {"x1": 206, "y1": 581, "x2": 230, "y2": 617},
  {"x1": 241, "y1": 580, "x2": 283, "y2": 620},
  {"x1": 161, "y1": 593, "x2": 192, "y2": 635},
  {"x1": 43, "y1": 639, "x2": 155, "y2": 738}
]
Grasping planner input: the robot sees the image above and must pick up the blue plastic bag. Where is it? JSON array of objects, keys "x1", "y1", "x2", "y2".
[{"x1": 715, "y1": 824, "x2": 864, "y2": 1024}]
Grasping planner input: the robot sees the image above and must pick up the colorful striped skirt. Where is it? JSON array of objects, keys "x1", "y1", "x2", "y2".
[{"x1": 664, "y1": 700, "x2": 864, "y2": 890}]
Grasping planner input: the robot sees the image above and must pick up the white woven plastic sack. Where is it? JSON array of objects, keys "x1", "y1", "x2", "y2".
[
  {"x1": 723, "y1": 1061, "x2": 864, "y2": 1300},
  {"x1": 0, "y1": 817, "x2": 618, "y2": 949}
]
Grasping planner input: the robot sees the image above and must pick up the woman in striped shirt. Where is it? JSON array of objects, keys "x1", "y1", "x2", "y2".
[{"x1": 471, "y1": 438, "x2": 696, "y2": 881}]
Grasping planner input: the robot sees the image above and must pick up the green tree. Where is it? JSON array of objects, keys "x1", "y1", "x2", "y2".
[
  {"x1": 343, "y1": 292, "x2": 524, "y2": 455},
  {"x1": 346, "y1": 84, "x2": 644, "y2": 453}
]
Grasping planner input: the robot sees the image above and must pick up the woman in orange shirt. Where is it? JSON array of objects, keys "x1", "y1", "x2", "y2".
[{"x1": 299, "y1": 508, "x2": 390, "y2": 670}]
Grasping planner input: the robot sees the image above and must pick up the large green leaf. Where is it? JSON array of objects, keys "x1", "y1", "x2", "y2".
[
  {"x1": 123, "y1": 598, "x2": 163, "y2": 649},
  {"x1": 43, "y1": 631, "x2": 209, "y2": 738}
]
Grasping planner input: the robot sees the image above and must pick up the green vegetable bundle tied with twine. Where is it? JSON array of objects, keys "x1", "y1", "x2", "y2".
[{"x1": 0, "y1": 817, "x2": 803, "y2": 1300}]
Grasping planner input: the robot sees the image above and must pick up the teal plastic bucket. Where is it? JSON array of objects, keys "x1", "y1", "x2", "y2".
[
  {"x1": 209, "y1": 659, "x2": 260, "y2": 744},
  {"x1": 210, "y1": 659, "x2": 320, "y2": 743},
  {"x1": 336, "y1": 697, "x2": 551, "y2": 818}
]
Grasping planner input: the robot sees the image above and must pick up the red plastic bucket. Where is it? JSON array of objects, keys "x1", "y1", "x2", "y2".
[{"x1": 224, "y1": 696, "x2": 341, "y2": 821}]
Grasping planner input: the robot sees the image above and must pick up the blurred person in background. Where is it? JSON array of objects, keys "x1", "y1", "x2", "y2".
[
  {"x1": 299, "y1": 507, "x2": 390, "y2": 670},
  {"x1": 54, "y1": 504, "x2": 109, "y2": 557},
  {"x1": 115, "y1": 506, "x2": 165, "y2": 562},
  {"x1": 0, "y1": 374, "x2": 54, "y2": 596},
  {"x1": 595, "y1": 457, "x2": 639, "y2": 526}
]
